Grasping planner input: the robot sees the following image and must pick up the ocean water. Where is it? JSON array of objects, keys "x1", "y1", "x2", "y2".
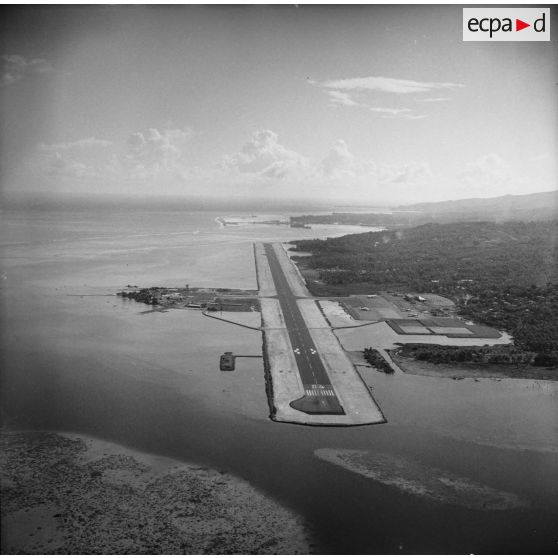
[{"x1": 1, "y1": 206, "x2": 557, "y2": 554}]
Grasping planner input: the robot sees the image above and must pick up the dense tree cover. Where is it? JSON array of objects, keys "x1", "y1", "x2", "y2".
[
  {"x1": 292, "y1": 221, "x2": 558, "y2": 290},
  {"x1": 363, "y1": 348, "x2": 395, "y2": 374},
  {"x1": 292, "y1": 211, "x2": 504, "y2": 228},
  {"x1": 291, "y1": 213, "x2": 421, "y2": 228},
  {"x1": 461, "y1": 284, "x2": 558, "y2": 356},
  {"x1": 293, "y1": 221, "x2": 558, "y2": 365},
  {"x1": 393, "y1": 343, "x2": 536, "y2": 366}
]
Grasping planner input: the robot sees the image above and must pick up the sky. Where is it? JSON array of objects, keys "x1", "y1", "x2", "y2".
[{"x1": 1, "y1": 5, "x2": 556, "y2": 205}]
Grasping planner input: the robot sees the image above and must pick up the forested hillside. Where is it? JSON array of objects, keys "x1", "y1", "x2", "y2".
[
  {"x1": 292, "y1": 221, "x2": 558, "y2": 365},
  {"x1": 400, "y1": 190, "x2": 558, "y2": 221},
  {"x1": 290, "y1": 190, "x2": 558, "y2": 227}
]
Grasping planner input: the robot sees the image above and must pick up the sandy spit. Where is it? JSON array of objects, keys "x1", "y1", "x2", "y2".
[{"x1": 0, "y1": 430, "x2": 312, "y2": 554}]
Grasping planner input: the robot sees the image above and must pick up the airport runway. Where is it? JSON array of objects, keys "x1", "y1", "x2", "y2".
[{"x1": 263, "y1": 244, "x2": 344, "y2": 415}]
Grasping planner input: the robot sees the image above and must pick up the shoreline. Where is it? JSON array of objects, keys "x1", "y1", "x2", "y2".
[
  {"x1": 391, "y1": 353, "x2": 557, "y2": 381},
  {"x1": 0, "y1": 430, "x2": 312, "y2": 554}
]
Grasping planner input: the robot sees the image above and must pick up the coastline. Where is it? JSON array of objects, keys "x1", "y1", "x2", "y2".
[
  {"x1": 391, "y1": 353, "x2": 557, "y2": 381},
  {"x1": 0, "y1": 430, "x2": 312, "y2": 554}
]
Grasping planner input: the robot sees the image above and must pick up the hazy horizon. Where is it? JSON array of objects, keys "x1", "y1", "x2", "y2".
[
  {"x1": 3, "y1": 185, "x2": 557, "y2": 212},
  {"x1": 1, "y1": 5, "x2": 556, "y2": 205}
]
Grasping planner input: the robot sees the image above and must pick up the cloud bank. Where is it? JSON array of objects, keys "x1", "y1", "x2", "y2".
[
  {"x1": 28, "y1": 128, "x2": 522, "y2": 204},
  {"x1": 36, "y1": 128, "x2": 195, "y2": 187},
  {"x1": 216, "y1": 132, "x2": 435, "y2": 201},
  {"x1": 456, "y1": 153, "x2": 515, "y2": 197},
  {"x1": 1, "y1": 54, "x2": 53, "y2": 87}
]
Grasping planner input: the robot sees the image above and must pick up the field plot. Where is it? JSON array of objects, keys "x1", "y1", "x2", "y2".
[
  {"x1": 336, "y1": 295, "x2": 406, "y2": 321},
  {"x1": 387, "y1": 317, "x2": 501, "y2": 339},
  {"x1": 429, "y1": 326, "x2": 473, "y2": 335},
  {"x1": 399, "y1": 325, "x2": 431, "y2": 334}
]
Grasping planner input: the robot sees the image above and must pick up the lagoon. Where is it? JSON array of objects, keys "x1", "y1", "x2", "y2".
[{"x1": 1, "y1": 206, "x2": 557, "y2": 553}]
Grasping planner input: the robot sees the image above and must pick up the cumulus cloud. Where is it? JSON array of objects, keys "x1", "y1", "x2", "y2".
[
  {"x1": 379, "y1": 161, "x2": 433, "y2": 185},
  {"x1": 216, "y1": 133, "x2": 381, "y2": 200},
  {"x1": 453, "y1": 154, "x2": 530, "y2": 198},
  {"x1": 222, "y1": 129, "x2": 308, "y2": 180},
  {"x1": 314, "y1": 139, "x2": 434, "y2": 199},
  {"x1": 321, "y1": 139, "x2": 354, "y2": 177},
  {"x1": 311, "y1": 75, "x2": 464, "y2": 94},
  {"x1": 124, "y1": 127, "x2": 193, "y2": 179},
  {"x1": 223, "y1": 132, "x2": 434, "y2": 194},
  {"x1": 458, "y1": 153, "x2": 513, "y2": 191},
  {"x1": 1, "y1": 54, "x2": 53, "y2": 87},
  {"x1": 319, "y1": 139, "x2": 361, "y2": 179},
  {"x1": 36, "y1": 128, "x2": 194, "y2": 184},
  {"x1": 38, "y1": 138, "x2": 116, "y2": 179}
]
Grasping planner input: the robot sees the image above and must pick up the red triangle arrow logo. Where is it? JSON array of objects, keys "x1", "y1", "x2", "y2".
[{"x1": 516, "y1": 19, "x2": 530, "y2": 31}]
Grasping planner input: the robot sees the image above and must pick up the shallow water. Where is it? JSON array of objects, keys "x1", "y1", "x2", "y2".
[{"x1": 1, "y1": 207, "x2": 557, "y2": 553}]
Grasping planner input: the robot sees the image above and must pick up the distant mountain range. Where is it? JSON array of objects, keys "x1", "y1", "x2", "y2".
[
  {"x1": 289, "y1": 190, "x2": 558, "y2": 229},
  {"x1": 397, "y1": 190, "x2": 557, "y2": 222}
]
